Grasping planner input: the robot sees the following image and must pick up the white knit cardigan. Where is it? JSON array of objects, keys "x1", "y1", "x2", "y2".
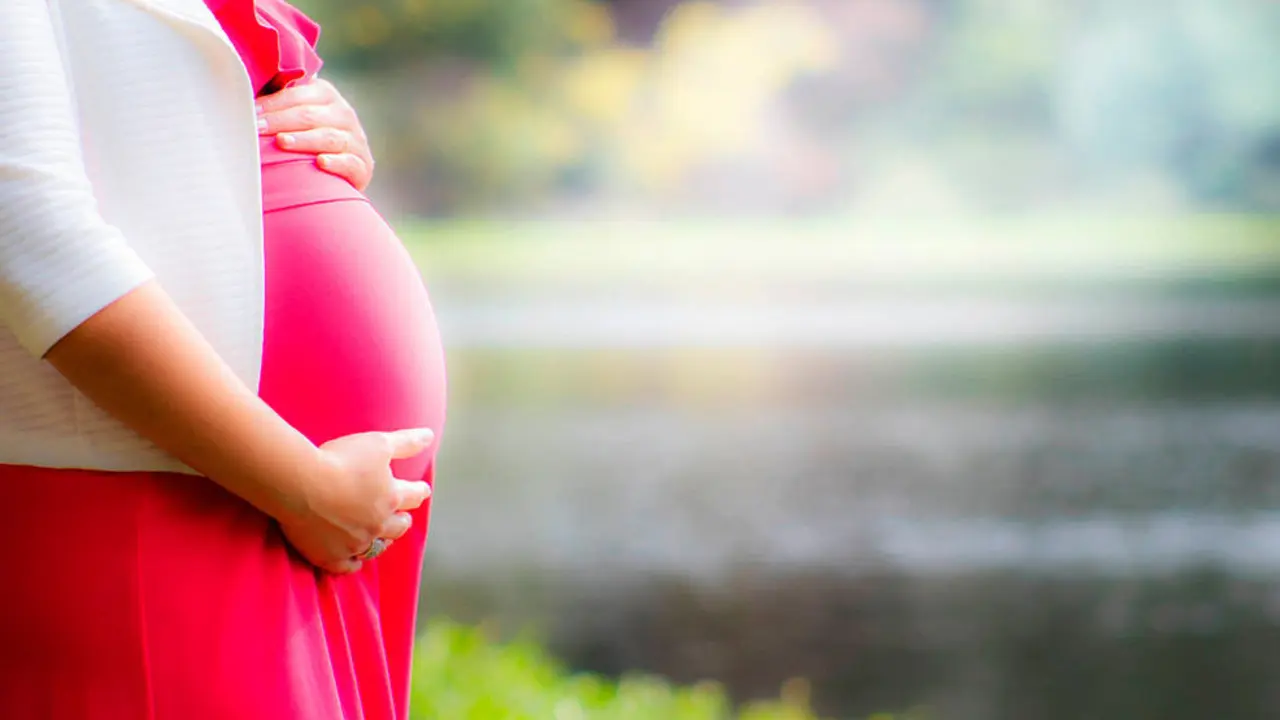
[{"x1": 0, "y1": 0, "x2": 265, "y2": 472}]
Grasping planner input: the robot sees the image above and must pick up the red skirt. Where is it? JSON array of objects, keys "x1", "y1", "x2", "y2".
[{"x1": 0, "y1": 146, "x2": 447, "y2": 719}]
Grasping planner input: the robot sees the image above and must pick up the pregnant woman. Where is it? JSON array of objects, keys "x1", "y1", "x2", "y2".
[{"x1": 0, "y1": 1, "x2": 445, "y2": 719}]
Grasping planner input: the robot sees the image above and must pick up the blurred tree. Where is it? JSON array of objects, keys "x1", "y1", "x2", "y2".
[
  {"x1": 1056, "y1": 0, "x2": 1280, "y2": 210},
  {"x1": 294, "y1": 0, "x2": 583, "y2": 72},
  {"x1": 290, "y1": 0, "x2": 1280, "y2": 216}
]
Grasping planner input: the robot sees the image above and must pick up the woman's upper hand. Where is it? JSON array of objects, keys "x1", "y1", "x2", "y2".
[
  {"x1": 276, "y1": 427, "x2": 435, "y2": 574},
  {"x1": 256, "y1": 78, "x2": 376, "y2": 191}
]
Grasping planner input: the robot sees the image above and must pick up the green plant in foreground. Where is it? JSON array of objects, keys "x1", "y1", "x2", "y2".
[{"x1": 410, "y1": 620, "x2": 835, "y2": 720}]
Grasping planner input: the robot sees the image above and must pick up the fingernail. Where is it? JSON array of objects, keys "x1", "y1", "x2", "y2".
[
  {"x1": 257, "y1": 117, "x2": 269, "y2": 134},
  {"x1": 277, "y1": 132, "x2": 295, "y2": 148},
  {"x1": 423, "y1": 484, "x2": 433, "y2": 499},
  {"x1": 316, "y1": 154, "x2": 330, "y2": 168},
  {"x1": 255, "y1": 101, "x2": 266, "y2": 115}
]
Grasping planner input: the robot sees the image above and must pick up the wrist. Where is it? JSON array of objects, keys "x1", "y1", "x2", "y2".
[
  {"x1": 202, "y1": 421, "x2": 330, "y2": 526},
  {"x1": 263, "y1": 441, "x2": 332, "y2": 525}
]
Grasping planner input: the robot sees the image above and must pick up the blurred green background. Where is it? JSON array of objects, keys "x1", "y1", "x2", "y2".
[
  {"x1": 291, "y1": 1, "x2": 1280, "y2": 718},
  {"x1": 299, "y1": 0, "x2": 1280, "y2": 217}
]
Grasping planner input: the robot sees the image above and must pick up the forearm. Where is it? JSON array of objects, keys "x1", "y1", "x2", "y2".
[{"x1": 44, "y1": 281, "x2": 318, "y2": 521}]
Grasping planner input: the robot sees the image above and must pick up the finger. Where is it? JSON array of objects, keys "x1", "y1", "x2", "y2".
[
  {"x1": 277, "y1": 128, "x2": 351, "y2": 155},
  {"x1": 392, "y1": 479, "x2": 432, "y2": 511},
  {"x1": 378, "y1": 512, "x2": 413, "y2": 541},
  {"x1": 316, "y1": 154, "x2": 372, "y2": 190},
  {"x1": 255, "y1": 80, "x2": 334, "y2": 116},
  {"x1": 384, "y1": 428, "x2": 435, "y2": 459},
  {"x1": 258, "y1": 103, "x2": 353, "y2": 136}
]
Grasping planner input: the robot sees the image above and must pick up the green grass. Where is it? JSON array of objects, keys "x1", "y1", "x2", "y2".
[
  {"x1": 398, "y1": 214, "x2": 1280, "y2": 296},
  {"x1": 409, "y1": 620, "x2": 908, "y2": 720}
]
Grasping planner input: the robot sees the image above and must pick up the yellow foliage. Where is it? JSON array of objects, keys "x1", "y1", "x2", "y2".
[
  {"x1": 528, "y1": 111, "x2": 583, "y2": 167},
  {"x1": 636, "y1": 0, "x2": 841, "y2": 163},
  {"x1": 407, "y1": 0, "x2": 844, "y2": 202},
  {"x1": 618, "y1": 127, "x2": 688, "y2": 191},
  {"x1": 559, "y1": 48, "x2": 649, "y2": 126},
  {"x1": 737, "y1": 2, "x2": 841, "y2": 73},
  {"x1": 554, "y1": 0, "x2": 841, "y2": 186},
  {"x1": 462, "y1": 78, "x2": 584, "y2": 174},
  {"x1": 654, "y1": 1, "x2": 725, "y2": 57},
  {"x1": 564, "y1": 0, "x2": 618, "y2": 48}
]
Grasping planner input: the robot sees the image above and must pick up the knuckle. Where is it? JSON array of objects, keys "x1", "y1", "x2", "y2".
[
  {"x1": 380, "y1": 494, "x2": 400, "y2": 518},
  {"x1": 377, "y1": 433, "x2": 397, "y2": 457},
  {"x1": 298, "y1": 106, "x2": 323, "y2": 127}
]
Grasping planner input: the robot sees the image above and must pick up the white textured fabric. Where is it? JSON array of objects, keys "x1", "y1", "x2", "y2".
[{"x1": 0, "y1": 0, "x2": 265, "y2": 472}]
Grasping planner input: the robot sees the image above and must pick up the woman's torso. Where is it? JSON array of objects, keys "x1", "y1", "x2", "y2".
[
  {"x1": 209, "y1": 0, "x2": 447, "y2": 451},
  {"x1": 0, "y1": 0, "x2": 446, "y2": 469}
]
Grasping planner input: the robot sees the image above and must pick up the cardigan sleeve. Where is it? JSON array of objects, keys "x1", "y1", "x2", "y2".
[{"x1": 0, "y1": 0, "x2": 155, "y2": 358}]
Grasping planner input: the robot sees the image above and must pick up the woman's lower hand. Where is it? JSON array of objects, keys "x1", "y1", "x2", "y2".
[
  {"x1": 277, "y1": 428, "x2": 434, "y2": 574},
  {"x1": 256, "y1": 78, "x2": 376, "y2": 191}
]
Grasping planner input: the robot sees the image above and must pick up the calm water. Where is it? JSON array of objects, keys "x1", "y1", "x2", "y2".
[{"x1": 420, "y1": 296, "x2": 1280, "y2": 720}]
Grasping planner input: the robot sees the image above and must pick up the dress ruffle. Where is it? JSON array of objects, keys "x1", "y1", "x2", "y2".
[{"x1": 206, "y1": 0, "x2": 324, "y2": 96}]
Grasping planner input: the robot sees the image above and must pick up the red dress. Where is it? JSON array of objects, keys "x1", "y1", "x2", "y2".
[{"x1": 0, "y1": 2, "x2": 447, "y2": 718}]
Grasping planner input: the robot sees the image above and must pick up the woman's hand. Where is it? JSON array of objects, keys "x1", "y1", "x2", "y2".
[
  {"x1": 256, "y1": 78, "x2": 376, "y2": 191},
  {"x1": 277, "y1": 428, "x2": 435, "y2": 574}
]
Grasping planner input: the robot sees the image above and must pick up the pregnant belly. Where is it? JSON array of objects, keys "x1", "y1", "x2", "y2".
[{"x1": 256, "y1": 142, "x2": 446, "y2": 471}]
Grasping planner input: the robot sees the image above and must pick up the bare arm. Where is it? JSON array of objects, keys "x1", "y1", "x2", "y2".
[
  {"x1": 44, "y1": 282, "x2": 319, "y2": 523},
  {"x1": 45, "y1": 283, "x2": 432, "y2": 573}
]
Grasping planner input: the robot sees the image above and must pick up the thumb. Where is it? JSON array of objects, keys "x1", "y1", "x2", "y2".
[{"x1": 384, "y1": 427, "x2": 435, "y2": 460}]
